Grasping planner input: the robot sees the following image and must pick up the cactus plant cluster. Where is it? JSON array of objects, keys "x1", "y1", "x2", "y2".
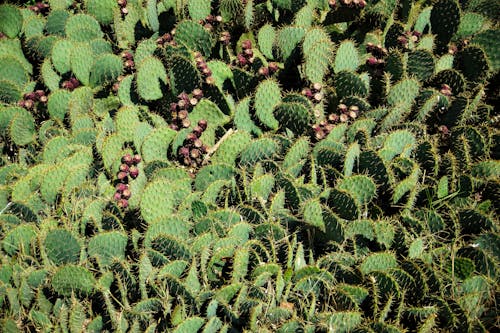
[{"x1": 0, "y1": 0, "x2": 499, "y2": 332}]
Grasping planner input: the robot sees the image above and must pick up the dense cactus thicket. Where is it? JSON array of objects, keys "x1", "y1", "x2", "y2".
[{"x1": 0, "y1": 0, "x2": 499, "y2": 332}]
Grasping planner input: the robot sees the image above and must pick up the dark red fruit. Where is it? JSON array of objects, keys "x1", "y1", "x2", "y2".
[
  {"x1": 116, "y1": 183, "x2": 128, "y2": 192},
  {"x1": 186, "y1": 132, "x2": 198, "y2": 142},
  {"x1": 198, "y1": 119, "x2": 207, "y2": 130},
  {"x1": 118, "y1": 199, "x2": 129, "y2": 208},
  {"x1": 242, "y1": 40, "x2": 252, "y2": 50},
  {"x1": 366, "y1": 56, "x2": 378, "y2": 66},
  {"x1": 24, "y1": 92, "x2": 36, "y2": 100},
  {"x1": 170, "y1": 102, "x2": 178, "y2": 112},
  {"x1": 192, "y1": 88, "x2": 203, "y2": 99},
  {"x1": 129, "y1": 166, "x2": 139, "y2": 179},
  {"x1": 190, "y1": 148, "x2": 201, "y2": 159},
  {"x1": 258, "y1": 66, "x2": 269, "y2": 76},
  {"x1": 268, "y1": 62, "x2": 279, "y2": 73},
  {"x1": 202, "y1": 67, "x2": 212, "y2": 76},
  {"x1": 237, "y1": 54, "x2": 247, "y2": 66},
  {"x1": 177, "y1": 110, "x2": 188, "y2": 120},
  {"x1": 119, "y1": 164, "x2": 129, "y2": 172},
  {"x1": 179, "y1": 146, "x2": 190, "y2": 157},
  {"x1": 133, "y1": 154, "x2": 141, "y2": 164},
  {"x1": 24, "y1": 99, "x2": 34, "y2": 109},
  {"x1": 205, "y1": 76, "x2": 215, "y2": 85},
  {"x1": 193, "y1": 139, "x2": 203, "y2": 148},
  {"x1": 122, "y1": 153, "x2": 133, "y2": 165},
  {"x1": 302, "y1": 88, "x2": 313, "y2": 98},
  {"x1": 244, "y1": 49, "x2": 253, "y2": 57},
  {"x1": 114, "y1": 192, "x2": 122, "y2": 201},
  {"x1": 193, "y1": 125, "x2": 203, "y2": 136},
  {"x1": 338, "y1": 104, "x2": 348, "y2": 113},
  {"x1": 117, "y1": 171, "x2": 128, "y2": 180},
  {"x1": 122, "y1": 189, "x2": 131, "y2": 199},
  {"x1": 124, "y1": 59, "x2": 134, "y2": 68}
]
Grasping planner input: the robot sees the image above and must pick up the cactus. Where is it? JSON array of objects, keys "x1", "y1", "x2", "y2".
[
  {"x1": 51, "y1": 265, "x2": 96, "y2": 297},
  {"x1": 0, "y1": 1, "x2": 498, "y2": 331},
  {"x1": 44, "y1": 229, "x2": 81, "y2": 265}
]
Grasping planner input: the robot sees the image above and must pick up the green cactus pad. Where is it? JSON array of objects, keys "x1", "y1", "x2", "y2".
[
  {"x1": 168, "y1": 55, "x2": 200, "y2": 96},
  {"x1": 333, "y1": 41, "x2": 360, "y2": 73},
  {"x1": 430, "y1": 0, "x2": 461, "y2": 52},
  {"x1": 337, "y1": 175, "x2": 377, "y2": 206},
  {"x1": 50, "y1": 39, "x2": 72, "y2": 75},
  {"x1": 89, "y1": 54, "x2": 123, "y2": 87},
  {"x1": 379, "y1": 129, "x2": 416, "y2": 162},
  {"x1": 239, "y1": 137, "x2": 279, "y2": 167},
  {"x1": 173, "y1": 316, "x2": 205, "y2": 333},
  {"x1": 274, "y1": 102, "x2": 312, "y2": 135},
  {"x1": 141, "y1": 127, "x2": 176, "y2": 164},
  {"x1": 195, "y1": 164, "x2": 236, "y2": 191},
  {"x1": 0, "y1": 5, "x2": 22, "y2": 38},
  {"x1": 45, "y1": 9, "x2": 69, "y2": 36},
  {"x1": 453, "y1": 45, "x2": 489, "y2": 83},
  {"x1": 258, "y1": 24, "x2": 276, "y2": 60},
  {"x1": 70, "y1": 42, "x2": 93, "y2": 85},
  {"x1": 327, "y1": 189, "x2": 359, "y2": 220},
  {"x1": 84, "y1": 0, "x2": 117, "y2": 25},
  {"x1": 9, "y1": 108, "x2": 36, "y2": 146},
  {"x1": 151, "y1": 234, "x2": 192, "y2": 261},
  {"x1": 0, "y1": 56, "x2": 29, "y2": 88},
  {"x1": 387, "y1": 78, "x2": 420, "y2": 107},
  {"x1": 471, "y1": 29, "x2": 500, "y2": 72},
  {"x1": 51, "y1": 265, "x2": 96, "y2": 297},
  {"x1": 303, "y1": 28, "x2": 333, "y2": 83},
  {"x1": 175, "y1": 20, "x2": 213, "y2": 57},
  {"x1": 44, "y1": 229, "x2": 81, "y2": 265},
  {"x1": 211, "y1": 130, "x2": 252, "y2": 165},
  {"x1": 254, "y1": 79, "x2": 282, "y2": 130},
  {"x1": 232, "y1": 68, "x2": 258, "y2": 99},
  {"x1": 276, "y1": 26, "x2": 305, "y2": 61},
  {"x1": 407, "y1": 50, "x2": 435, "y2": 81},
  {"x1": 335, "y1": 71, "x2": 369, "y2": 98},
  {"x1": 65, "y1": 14, "x2": 103, "y2": 42},
  {"x1": 140, "y1": 179, "x2": 179, "y2": 224},
  {"x1": 88, "y1": 231, "x2": 128, "y2": 267},
  {"x1": 188, "y1": 0, "x2": 211, "y2": 21},
  {"x1": 2, "y1": 224, "x2": 37, "y2": 256},
  {"x1": 360, "y1": 252, "x2": 398, "y2": 275},
  {"x1": 431, "y1": 69, "x2": 466, "y2": 95},
  {"x1": 136, "y1": 56, "x2": 167, "y2": 101}
]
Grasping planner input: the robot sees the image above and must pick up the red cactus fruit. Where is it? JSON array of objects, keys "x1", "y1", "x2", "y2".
[
  {"x1": 129, "y1": 166, "x2": 139, "y2": 179},
  {"x1": 133, "y1": 154, "x2": 141, "y2": 164},
  {"x1": 119, "y1": 164, "x2": 129, "y2": 173},
  {"x1": 122, "y1": 188, "x2": 131, "y2": 199},
  {"x1": 117, "y1": 171, "x2": 128, "y2": 181},
  {"x1": 179, "y1": 146, "x2": 190, "y2": 157},
  {"x1": 122, "y1": 153, "x2": 133, "y2": 165},
  {"x1": 116, "y1": 183, "x2": 128, "y2": 192},
  {"x1": 118, "y1": 199, "x2": 129, "y2": 208},
  {"x1": 114, "y1": 192, "x2": 122, "y2": 201},
  {"x1": 198, "y1": 119, "x2": 208, "y2": 130},
  {"x1": 242, "y1": 40, "x2": 252, "y2": 50}
]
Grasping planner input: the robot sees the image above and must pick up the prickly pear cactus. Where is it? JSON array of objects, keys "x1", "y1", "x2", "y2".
[{"x1": 0, "y1": 0, "x2": 498, "y2": 332}]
